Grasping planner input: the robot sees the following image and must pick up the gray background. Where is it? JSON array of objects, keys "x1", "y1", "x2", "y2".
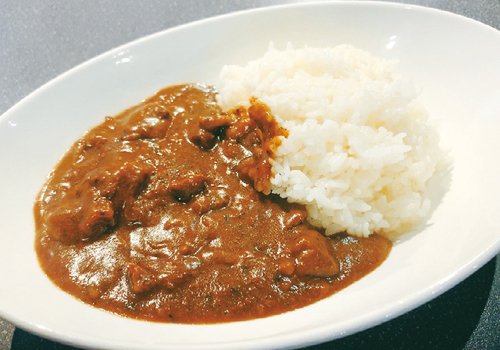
[{"x1": 0, "y1": 1, "x2": 499, "y2": 349}]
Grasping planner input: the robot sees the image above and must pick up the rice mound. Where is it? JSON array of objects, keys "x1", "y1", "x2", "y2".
[{"x1": 217, "y1": 44, "x2": 441, "y2": 238}]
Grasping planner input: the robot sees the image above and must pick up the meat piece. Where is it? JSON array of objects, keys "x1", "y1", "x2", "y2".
[
  {"x1": 235, "y1": 156, "x2": 256, "y2": 182},
  {"x1": 188, "y1": 113, "x2": 235, "y2": 150},
  {"x1": 199, "y1": 114, "x2": 234, "y2": 132},
  {"x1": 46, "y1": 163, "x2": 150, "y2": 243},
  {"x1": 295, "y1": 250, "x2": 339, "y2": 278},
  {"x1": 236, "y1": 156, "x2": 272, "y2": 194},
  {"x1": 46, "y1": 207, "x2": 82, "y2": 242},
  {"x1": 77, "y1": 197, "x2": 115, "y2": 239},
  {"x1": 276, "y1": 257, "x2": 295, "y2": 276},
  {"x1": 91, "y1": 162, "x2": 151, "y2": 201},
  {"x1": 122, "y1": 195, "x2": 170, "y2": 226},
  {"x1": 226, "y1": 119, "x2": 252, "y2": 141},
  {"x1": 283, "y1": 209, "x2": 308, "y2": 229},
  {"x1": 225, "y1": 106, "x2": 252, "y2": 141},
  {"x1": 142, "y1": 180, "x2": 169, "y2": 199},
  {"x1": 190, "y1": 187, "x2": 230, "y2": 214},
  {"x1": 127, "y1": 263, "x2": 154, "y2": 294},
  {"x1": 290, "y1": 230, "x2": 340, "y2": 277},
  {"x1": 229, "y1": 99, "x2": 287, "y2": 195},
  {"x1": 169, "y1": 174, "x2": 207, "y2": 202},
  {"x1": 46, "y1": 201, "x2": 114, "y2": 243},
  {"x1": 46, "y1": 188, "x2": 115, "y2": 242},
  {"x1": 127, "y1": 261, "x2": 190, "y2": 294},
  {"x1": 110, "y1": 163, "x2": 151, "y2": 205},
  {"x1": 239, "y1": 129, "x2": 263, "y2": 150},
  {"x1": 188, "y1": 128, "x2": 216, "y2": 149},
  {"x1": 190, "y1": 195, "x2": 212, "y2": 214},
  {"x1": 206, "y1": 250, "x2": 239, "y2": 265}
]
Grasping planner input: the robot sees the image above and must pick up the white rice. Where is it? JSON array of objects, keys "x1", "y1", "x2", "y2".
[{"x1": 217, "y1": 44, "x2": 441, "y2": 239}]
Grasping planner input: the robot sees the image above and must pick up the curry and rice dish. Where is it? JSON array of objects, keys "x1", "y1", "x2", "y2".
[{"x1": 34, "y1": 45, "x2": 441, "y2": 323}]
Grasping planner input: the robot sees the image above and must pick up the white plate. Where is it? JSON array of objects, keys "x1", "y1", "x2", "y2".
[{"x1": 0, "y1": 2, "x2": 499, "y2": 349}]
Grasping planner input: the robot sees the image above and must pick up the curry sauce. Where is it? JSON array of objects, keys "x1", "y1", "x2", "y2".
[{"x1": 35, "y1": 84, "x2": 391, "y2": 323}]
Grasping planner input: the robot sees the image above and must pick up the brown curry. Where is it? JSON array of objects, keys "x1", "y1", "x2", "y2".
[{"x1": 35, "y1": 84, "x2": 391, "y2": 323}]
